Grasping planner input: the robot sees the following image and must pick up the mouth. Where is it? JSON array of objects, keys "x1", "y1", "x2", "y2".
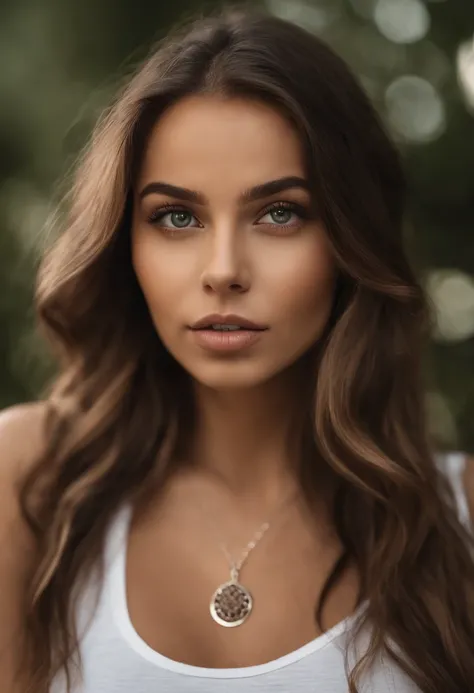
[
  {"x1": 189, "y1": 314, "x2": 268, "y2": 332},
  {"x1": 188, "y1": 314, "x2": 268, "y2": 353}
]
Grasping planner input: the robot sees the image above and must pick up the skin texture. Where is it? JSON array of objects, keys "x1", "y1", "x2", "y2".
[
  {"x1": 132, "y1": 95, "x2": 337, "y2": 393},
  {"x1": 131, "y1": 95, "x2": 338, "y2": 498},
  {"x1": 124, "y1": 95, "x2": 359, "y2": 668}
]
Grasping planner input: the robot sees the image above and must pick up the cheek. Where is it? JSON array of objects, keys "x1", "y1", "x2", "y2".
[
  {"x1": 132, "y1": 228, "x2": 199, "y2": 294},
  {"x1": 131, "y1": 234, "x2": 182, "y2": 328},
  {"x1": 267, "y1": 239, "x2": 336, "y2": 329}
]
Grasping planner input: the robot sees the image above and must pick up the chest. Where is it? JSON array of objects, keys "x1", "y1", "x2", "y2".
[{"x1": 124, "y1": 507, "x2": 361, "y2": 669}]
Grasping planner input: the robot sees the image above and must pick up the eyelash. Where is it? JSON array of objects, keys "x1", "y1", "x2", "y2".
[{"x1": 146, "y1": 201, "x2": 309, "y2": 236}]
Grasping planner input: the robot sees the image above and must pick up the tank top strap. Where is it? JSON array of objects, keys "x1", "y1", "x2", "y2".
[
  {"x1": 76, "y1": 504, "x2": 133, "y2": 636},
  {"x1": 439, "y1": 451, "x2": 471, "y2": 531},
  {"x1": 104, "y1": 503, "x2": 134, "y2": 568}
]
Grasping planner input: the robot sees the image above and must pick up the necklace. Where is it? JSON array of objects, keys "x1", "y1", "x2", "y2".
[{"x1": 207, "y1": 488, "x2": 298, "y2": 628}]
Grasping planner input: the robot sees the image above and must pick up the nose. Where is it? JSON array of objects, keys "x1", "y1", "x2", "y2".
[{"x1": 200, "y1": 227, "x2": 250, "y2": 296}]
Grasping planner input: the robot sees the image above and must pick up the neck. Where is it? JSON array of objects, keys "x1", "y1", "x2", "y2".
[{"x1": 185, "y1": 365, "x2": 315, "y2": 505}]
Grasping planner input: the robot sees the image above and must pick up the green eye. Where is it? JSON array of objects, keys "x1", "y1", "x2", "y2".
[
  {"x1": 168, "y1": 211, "x2": 194, "y2": 228},
  {"x1": 148, "y1": 206, "x2": 198, "y2": 229},
  {"x1": 257, "y1": 201, "x2": 308, "y2": 231},
  {"x1": 266, "y1": 207, "x2": 295, "y2": 224}
]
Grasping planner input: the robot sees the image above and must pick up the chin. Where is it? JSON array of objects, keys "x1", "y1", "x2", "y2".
[{"x1": 184, "y1": 360, "x2": 283, "y2": 391}]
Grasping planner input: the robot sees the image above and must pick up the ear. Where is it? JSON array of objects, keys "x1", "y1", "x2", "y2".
[{"x1": 462, "y1": 456, "x2": 474, "y2": 525}]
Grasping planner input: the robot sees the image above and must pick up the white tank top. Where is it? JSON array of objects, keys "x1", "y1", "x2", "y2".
[{"x1": 51, "y1": 451, "x2": 471, "y2": 693}]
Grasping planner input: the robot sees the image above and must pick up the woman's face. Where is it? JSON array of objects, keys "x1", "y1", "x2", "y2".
[{"x1": 132, "y1": 95, "x2": 337, "y2": 390}]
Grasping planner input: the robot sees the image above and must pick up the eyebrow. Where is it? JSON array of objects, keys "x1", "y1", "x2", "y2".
[{"x1": 138, "y1": 176, "x2": 310, "y2": 205}]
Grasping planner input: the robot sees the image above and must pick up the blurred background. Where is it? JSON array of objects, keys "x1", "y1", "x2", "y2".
[{"x1": 0, "y1": 0, "x2": 473, "y2": 453}]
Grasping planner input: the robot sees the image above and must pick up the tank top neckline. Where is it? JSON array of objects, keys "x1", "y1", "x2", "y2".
[{"x1": 107, "y1": 503, "x2": 370, "y2": 679}]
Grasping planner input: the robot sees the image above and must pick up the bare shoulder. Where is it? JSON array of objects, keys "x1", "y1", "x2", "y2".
[
  {"x1": 0, "y1": 402, "x2": 48, "y2": 482},
  {"x1": 0, "y1": 402, "x2": 48, "y2": 688},
  {"x1": 0, "y1": 400, "x2": 49, "y2": 543},
  {"x1": 0, "y1": 401, "x2": 48, "y2": 453}
]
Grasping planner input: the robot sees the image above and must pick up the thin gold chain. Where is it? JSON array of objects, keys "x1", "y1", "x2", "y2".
[
  {"x1": 220, "y1": 521, "x2": 271, "y2": 580},
  {"x1": 204, "y1": 488, "x2": 300, "y2": 580}
]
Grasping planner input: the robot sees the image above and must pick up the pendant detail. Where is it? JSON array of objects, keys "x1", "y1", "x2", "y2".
[{"x1": 210, "y1": 579, "x2": 253, "y2": 627}]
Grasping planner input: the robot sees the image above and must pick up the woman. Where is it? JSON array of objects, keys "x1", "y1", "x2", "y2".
[{"x1": 0, "y1": 4, "x2": 473, "y2": 693}]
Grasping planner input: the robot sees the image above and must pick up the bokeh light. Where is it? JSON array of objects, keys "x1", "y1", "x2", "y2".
[
  {"x1": 457, "y1": 34, "x2": 474, "y2": 113},
  {"x1": 426, "y1": 269, "x2": 474, "y2": 342},
  {"x1": 384, "y1": 75, "x2": 445, "y2": 143},
  {"x1": 265, "y1": 0, "x2": 343, "y2": 32},
  {"x1": 374, "y1": 0, "x2": 430, "y2": 44}
]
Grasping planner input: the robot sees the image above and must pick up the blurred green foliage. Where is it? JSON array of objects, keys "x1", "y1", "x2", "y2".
[{"x1": 0, "y1": 0, "x2": 473, "y2": 450}]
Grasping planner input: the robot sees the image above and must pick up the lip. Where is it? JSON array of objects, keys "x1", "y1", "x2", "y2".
[
  {"x1": 190, "y1": 328, "x2": 264, "y2": 352},
  {"x1": 189, "y1": 314, "x2": 267, "y2": 331}
]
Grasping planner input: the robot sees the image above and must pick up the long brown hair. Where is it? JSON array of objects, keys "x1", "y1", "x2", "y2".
[{"x1": 18, "y1": 4, "x2": 474, "y2": 692}]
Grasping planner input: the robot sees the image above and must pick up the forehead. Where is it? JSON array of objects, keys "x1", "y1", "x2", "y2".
[{"x1": 136, "y1": 95, "x2": 306, "y2": 192}]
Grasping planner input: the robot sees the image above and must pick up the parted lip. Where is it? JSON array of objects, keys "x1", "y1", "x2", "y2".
[{"x1": 190, "y1": 314, "x2": 268, "y2": 330}]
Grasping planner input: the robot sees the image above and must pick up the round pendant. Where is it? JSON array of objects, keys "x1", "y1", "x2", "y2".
[{"x1": 210, "y1": 580, "x2": 253, "y2": 627}]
